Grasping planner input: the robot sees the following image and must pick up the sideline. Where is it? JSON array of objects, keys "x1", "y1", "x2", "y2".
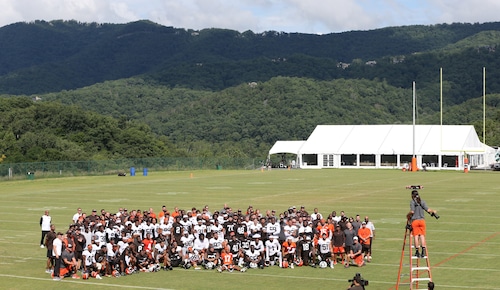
[{"x1": 0, "y1": 274, "x2": 175, "y2": 289}]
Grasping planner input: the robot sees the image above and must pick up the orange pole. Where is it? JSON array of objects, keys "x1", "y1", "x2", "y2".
[
  {"x1": 464, "y1": 157, "x2": 469, "y2": 173},
  {"x1": 411, "y1": 157, "x2": 418, "y2": 172}
]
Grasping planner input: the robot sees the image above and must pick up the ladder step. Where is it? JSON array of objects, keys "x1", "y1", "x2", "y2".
[
  {"x1": 412, "y1": 267, "x2": 429, "y2": 271},
  {"x1": 411, "y1": 256, "x2": 428, "y2": 259},
  {"x1": 412, "y1": 278, "x2": 431, "y2": 282}
]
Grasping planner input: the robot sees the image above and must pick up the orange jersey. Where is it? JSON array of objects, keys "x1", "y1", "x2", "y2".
[
  {"x1": 357, "y1": 228, "x2": 371, "y2": 245},
  {"x1": 282, "y1": 241, "x2": 296, "y2": 254},
  {"x1": 142, "y1": 238, "x2": 154, "y2": 251},
  {"x1": 317, "y1": 224, "x2": 332, "y2": 237},
  {"x1": 221, "y1": 252, "x2": 233, "y2": 266}
]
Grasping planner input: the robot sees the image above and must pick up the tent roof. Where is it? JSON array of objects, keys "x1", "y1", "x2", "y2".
[
  {"x1": 268, "y1": 140, "x2": 306, "y2": 156},
  {"x1": 296, "y1": 125, "x2": 486, "y2": 155}
]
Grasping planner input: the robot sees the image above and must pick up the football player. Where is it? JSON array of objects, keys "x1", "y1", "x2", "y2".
[
  {"x1": 316, "y1": 232, "x2": 334, "y2": 269},
  {"x1": 217, "y1": 246, "x2": 246, "y2": 273},
  {"x1": 282, "y1": 236, "x2": 297, "y2": 268}
]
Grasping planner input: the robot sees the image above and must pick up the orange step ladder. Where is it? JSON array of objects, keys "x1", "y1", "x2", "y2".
[{"x1": 396, "y1": 219, "x2": 433, "y2": 289}]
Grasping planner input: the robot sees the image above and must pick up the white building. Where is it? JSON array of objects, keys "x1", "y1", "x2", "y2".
[{"x1": 268, "y1": 125, "x2": 496, "y2": 170}]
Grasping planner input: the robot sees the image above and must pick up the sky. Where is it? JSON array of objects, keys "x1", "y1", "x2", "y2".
[{"x1": 1, "y1": 0, "x2": 500, "y2": 34}]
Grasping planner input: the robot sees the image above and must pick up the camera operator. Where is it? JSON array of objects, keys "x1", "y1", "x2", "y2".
[
  {"x1": 407, "y1": 190, "x2": 438, "y2": 258},
  {"x1": 347, "y1": 273, "x2": 367, "y2": 290}
]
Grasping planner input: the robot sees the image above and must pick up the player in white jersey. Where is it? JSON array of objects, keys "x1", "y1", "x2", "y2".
[
  {"x1": 265, "y1": 217, "x2": 281, "y2": 237},
  {"x1": 283, "y1": 219, "x2": 298, "y2": 241},
  {"x1": 180, "y1": 232, "x2": 195, "y2": 256},
  {"x1": 131, "y1": 221, "x2": 143, "y2": 240},
  {"x1": 208, "y1": 232, "x2": 224, "y2": 253},
  {"x1": 193, "y1": 233, "x2": 209, "y2": 254},
  {"x1": 184, "y1": 247, "x2": 202, "y2": 270},
  {"x1": 210, "y1": 220, "x2": 223, "y2": 236},
  {"x1": 316, "y1": 233, "x2": 334, "y2": 268},
  {"x1": 82, "y1": 244, "x2": 96, "y2": 273},
  {"x1": 250, "y1": 234, "x2": 265, "y2": 256},
  {"x1": 105, "y1": 226, "x2": 119, "y2": 243},
  {"x1": 40, "y1": 210, "x2": 52, "y2": 248},
  {"x1": 245, "y1": 244, "x2": 264, "y2": 269},
  {"x1": 154, "y1": 240, "x2": 169, "y2": 269},
  {"x1": 265, "y1": 235, "x2": 282, "y2": 266},
  {"x1": 94, "y1": 225, "x2": 107, "y2": 247},
  {"x1": 193, "y1": 219, "x2": 207, "y2": 239},
  {"x1": 180, "y1": 215, "x2": 193, "y2": 234},
  {"x1": 72, "y1": 208, "x2": 82, "y2": 224}
]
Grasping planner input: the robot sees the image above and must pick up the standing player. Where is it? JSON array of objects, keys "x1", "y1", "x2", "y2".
[
  {"x1": 332, "y1": 224, "x2": 346, "y2": 265},
  {"x1": 343, "y1": 222, "x2": 356, "y2": 266},
  {"x1": 52, "y1": 232, "x2": 64, "y2": 281},
  {"x1": 265, "y1": 216, "x2": 281, "y2": 238},
  {"x1": 40, "y1": 210, "x2": 51, "y2": 248},
  {"x1": 364, "y1": 216, "x2": 375, "y2": 261},
  {"x1": 357, "y1": 222, "x2": 372, "y2": 262},
  {"x1": 171, "y1": 216, "x2": 184, "y2": 245},
  {"x1": 44, "y1": 224, "x2": 56, "y2": 273}
]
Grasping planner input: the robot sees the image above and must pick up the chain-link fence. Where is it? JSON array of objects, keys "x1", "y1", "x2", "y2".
[{"x1": 0, "y1": 157, "x2": 262, "y2": 180}]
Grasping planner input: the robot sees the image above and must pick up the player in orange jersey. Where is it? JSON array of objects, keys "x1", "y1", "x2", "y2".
[
  {"x1": 281, "y1": 236, "x2": 297, "y2": 268},
  {"x1": 218, "y1": 246, "x2": 246, "y2": 272}
]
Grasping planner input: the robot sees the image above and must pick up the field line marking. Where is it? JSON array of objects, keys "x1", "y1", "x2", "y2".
[
  {"x1": 432, "y1": 231, "x2": 500, "y2": 268},
  {"x1": 0, "y1": 274, "x2": 175, "y2": 289},
  {"x1": 389, "y1": 232, "x2": 500, "y2": 290}
]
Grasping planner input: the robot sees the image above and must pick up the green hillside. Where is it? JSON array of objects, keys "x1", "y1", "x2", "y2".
[
  {"x1": 39, "y1": 77, "x2": 500, "y2": 158},
  {"x1": 1, "y1": 20, "x2": 500, "y2": 162}
]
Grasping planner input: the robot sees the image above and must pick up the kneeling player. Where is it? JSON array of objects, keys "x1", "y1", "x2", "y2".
[
  {"x1": 297, "y1": 234, "x2": 314, "y2": 267},
  {"x1": 348, "y1": 237, "x2": 364, "y2": 267},
  {"x1": 168, "y1": 242, "x2": 183, "y2": 269},
  {"x1": 282, "y1": 236, "x2": 296, "y2": 268},
  {"x1": 245, "y1": 244, "x2": 264, "y2": 269},
  {"x1": 204, "y1": 244, "x2": 220, "y2": 270},
  {"x1": 154, "y1": 240, "x2": 170, "y2": 270},
  {"x1": 316, "y1": 233, "x2": 334, "y2": 269},
  {"x1": 265, "y1": 235, "x2": 282, "y2": 266}
]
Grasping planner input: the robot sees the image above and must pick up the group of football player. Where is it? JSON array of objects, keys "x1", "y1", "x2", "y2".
[{"x1": 43, "y1": 204, "x2": 375, "y2": 280}]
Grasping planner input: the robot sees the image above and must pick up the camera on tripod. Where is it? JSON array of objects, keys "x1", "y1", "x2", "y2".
[{"x1": 348, "y1": 272, "x2": 369, "y2": 287}]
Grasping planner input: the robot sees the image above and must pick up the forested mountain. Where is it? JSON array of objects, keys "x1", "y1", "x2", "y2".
[
  {"x1": 39, "y1": 77, "x2": 500, "y2": 158},
  {"x1": 0, "y1": 20, "x2": 500, "y2": 162},
  {"x1": 1, "y1": 20, "x2": 500, "y2": 96}
]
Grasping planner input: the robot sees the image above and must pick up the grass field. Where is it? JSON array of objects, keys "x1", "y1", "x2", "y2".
[{"x1": 0, "y1": 169, "x2": 499, "y2": 290}]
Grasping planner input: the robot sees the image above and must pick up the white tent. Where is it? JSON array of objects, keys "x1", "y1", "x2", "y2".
[
  {"x1": 268, "y1": 125, "x2": 495, "y2": 170},
  {"x1": 267, "y1": 140, "x2": 306, "y2": 168},
  {"x1": 268, "y1": 141, "x2": 306, "y2": 156}
]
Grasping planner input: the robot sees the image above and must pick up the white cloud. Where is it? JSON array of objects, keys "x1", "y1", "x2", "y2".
[{"x1": 0, "y1": 0, "x2": 499, "y2": 33}]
